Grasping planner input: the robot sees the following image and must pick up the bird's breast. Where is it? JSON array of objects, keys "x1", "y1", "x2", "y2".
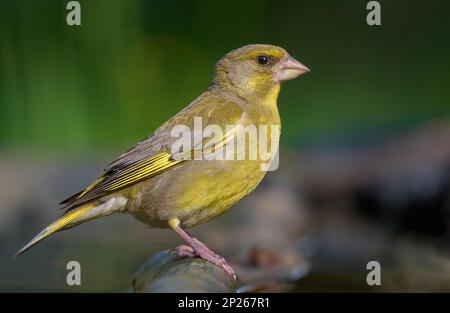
[{"x1": 128, "y1": 98, "x2": 281, "y2": 228}]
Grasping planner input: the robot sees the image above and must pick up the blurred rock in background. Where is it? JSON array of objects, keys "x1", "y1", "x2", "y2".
[
  {"x1": 1, "y1": 0, "x2": 450, "y2": 292},
  {"x1": 1, "y1": 119, "x2": 450, "y2": 291}
]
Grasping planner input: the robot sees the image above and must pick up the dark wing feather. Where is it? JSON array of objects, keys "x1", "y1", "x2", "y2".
[
  {"x1": 60, "y1": 151, "x2": 183, "y2": 211},
  {"x1": 59, "y1": 91, "x2": 244, "y2": 212}
]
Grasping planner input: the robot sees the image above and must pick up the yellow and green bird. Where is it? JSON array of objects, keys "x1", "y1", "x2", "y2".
[{"x1": 16, "y1": 44, "x2": 309, "y2": 278}]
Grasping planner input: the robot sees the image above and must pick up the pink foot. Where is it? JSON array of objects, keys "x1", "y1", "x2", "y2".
[
  {"x1": 174, "y1": 244, "x2": 196, "y2": 258},
  {"x1": 173, "y1": 240, "x2": 236, "y2": 279},
  {"x1": 190, "y1": 238, "x2": 236, "y2": 279}
]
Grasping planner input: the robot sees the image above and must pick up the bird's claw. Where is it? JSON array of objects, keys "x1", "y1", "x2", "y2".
[
  {"x1": 173, "y1": 240, "x2": 236, "y2": 280},
  {"x1": 174, "y1": 244, "x2": 196, "y2": 258},
  {"x1": 191, "y1": 238, "x2": 237, "y2": 280}
]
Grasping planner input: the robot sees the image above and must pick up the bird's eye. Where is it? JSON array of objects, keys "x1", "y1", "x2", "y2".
[{"x1": 257, "y1": 55, "x2": 269, "y2": 65}]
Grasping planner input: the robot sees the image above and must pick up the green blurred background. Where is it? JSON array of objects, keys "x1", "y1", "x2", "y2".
[
  {"x1": 1, "y1": 0, "x2": 450, "y2": 292},
  {"x1": 2, "y1": 0, "x2": 449, "y2": 153}
]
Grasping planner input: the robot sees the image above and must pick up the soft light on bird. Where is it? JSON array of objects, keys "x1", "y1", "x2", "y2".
[{"x1": 16, "y1": 44, "x2": 310, "y2": 278}]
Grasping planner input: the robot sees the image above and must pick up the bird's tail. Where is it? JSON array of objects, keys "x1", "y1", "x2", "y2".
[{"x1": 16, "y1": 202, "x2": 99, "y2": 256}]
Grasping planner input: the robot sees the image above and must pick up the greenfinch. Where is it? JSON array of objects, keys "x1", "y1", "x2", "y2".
[{"x1": 17, "y1": 44, "x2": 309, "y2": 278}]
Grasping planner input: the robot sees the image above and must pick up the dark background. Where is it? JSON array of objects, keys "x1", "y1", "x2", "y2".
[{"x1": 0, "y1": 0, "x2": 449, "y2": 292}]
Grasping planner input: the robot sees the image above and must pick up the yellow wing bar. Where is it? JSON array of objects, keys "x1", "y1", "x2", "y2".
[
  {"x1": 68, "y1": 130, "x2": 237, "y2": 207},
  {"x1": 102, "y1": 152, "x2": 183, "y2": 191}
]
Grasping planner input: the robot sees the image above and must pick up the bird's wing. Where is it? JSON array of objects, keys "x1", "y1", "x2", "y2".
[{"x1": 59, "y1": 92, "x2": 244, "y2": 211}]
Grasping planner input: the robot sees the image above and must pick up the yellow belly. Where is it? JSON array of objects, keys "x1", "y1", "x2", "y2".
[
  {"x1": 129, "y1": 90, "x2": 281, "y2": 228},
  {"x1": 128, "y1": 157, "x2": 268, "y2": 228}
]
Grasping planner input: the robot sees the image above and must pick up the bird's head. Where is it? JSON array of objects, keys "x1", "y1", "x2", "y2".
[{"x1": 212, "y1": 44, "x2": 309, "y2": 98}]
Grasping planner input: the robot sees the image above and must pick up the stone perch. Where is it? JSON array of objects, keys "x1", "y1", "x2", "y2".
[{"x1": 132, "y1": 250, "x2": 237, "y2": 293}]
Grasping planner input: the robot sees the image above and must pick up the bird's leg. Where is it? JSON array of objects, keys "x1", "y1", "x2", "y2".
[{"x1": 169, "y1": 218, "x2": 236, "y2": 279}]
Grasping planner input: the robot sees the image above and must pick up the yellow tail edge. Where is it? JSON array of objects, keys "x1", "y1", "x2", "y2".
[{"x1": 15, "y1": 203, "x2": 96, "y2": 257}]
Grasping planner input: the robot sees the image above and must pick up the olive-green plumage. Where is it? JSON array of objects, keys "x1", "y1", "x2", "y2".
[{"x1": 17, "y1": 44, "x2": 309, "y2": 258}]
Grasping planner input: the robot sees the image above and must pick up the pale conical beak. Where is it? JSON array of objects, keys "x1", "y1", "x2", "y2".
[{"x1": 274, "y1": 55, "x2": 310, "y2": 82}]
